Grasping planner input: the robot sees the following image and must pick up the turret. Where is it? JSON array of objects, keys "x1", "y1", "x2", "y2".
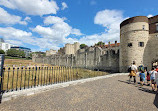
[{"x1": 119, "y1": 16, "x2": 149, "y2": 72}]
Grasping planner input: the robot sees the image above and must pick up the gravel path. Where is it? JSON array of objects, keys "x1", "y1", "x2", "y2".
[{"x1": 0, "y1": 74, "x2": 158, "y2": 111}]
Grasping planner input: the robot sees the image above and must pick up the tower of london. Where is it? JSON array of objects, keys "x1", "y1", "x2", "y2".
[{"x1": 33, "y1": 15, "x2": 158, "y2": 73}]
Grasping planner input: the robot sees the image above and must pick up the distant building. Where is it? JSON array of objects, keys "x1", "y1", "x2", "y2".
[
  {"x1": 57, "y1": 47, "x2": 65, "y2": 55},
  {"x1": 0, "y1": 43, "x2": 13, "y2": 52},
  {"x1": 0, "y1": 38, "x2": 13, "y2": 52},
  {"x1": 101, "y1": 41, "x2": 120, "y2": 55},
  {"x1": 57, "y1": 42, "x2": 80, "y2": 55},
  {"x1": 11, "y1": 46, "x2": 31, "y2": 57},
  {"x1": 46, "y1": 49, "x2": 57, "y2": 56}
]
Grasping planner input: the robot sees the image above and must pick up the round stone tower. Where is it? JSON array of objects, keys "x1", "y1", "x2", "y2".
[{"x1": 119, "y1": 16, "x2": 149, "y2": 72}]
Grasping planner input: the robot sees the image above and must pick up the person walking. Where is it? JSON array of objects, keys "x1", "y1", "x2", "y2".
[
  {"x1": 139, "y1": 70, "x2": 146, "y2": 86},
  {"x1": 146, "y1": 71, "x2": 151, "y2": 86},
  {"x1": 149, "y1": 67, "x2": 157, "y2": 91},
  {"x1": 129, "y1": 61, "x2": 138, "y2": 84}
]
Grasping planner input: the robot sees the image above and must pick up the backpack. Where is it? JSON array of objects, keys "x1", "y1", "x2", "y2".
[
  {"x1": 128, "y1": 67, "x2": 131, "y2": 72},
  {"x1": 138, "y1": 65, "x2": 144, "y2": 72}
]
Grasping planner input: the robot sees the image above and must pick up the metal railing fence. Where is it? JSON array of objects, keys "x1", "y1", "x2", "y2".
[{"x1": 0, "y1": 66, "x2": 108, "y2": 93}]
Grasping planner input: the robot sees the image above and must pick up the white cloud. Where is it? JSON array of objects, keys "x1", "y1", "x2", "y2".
[
  {"x1": 0, "y1": 27, "x2": 32, "y2": 40},
  {"x1": 24, "y1": 17, "x2": 31, "y2": 22},
  {"x1": 61, "y1": 2, "x2": 68, "y2": 10},
  {"x1": 90, "y1": 9, "x2": 126, "y2": 44},
  {"x1": 44, "y1": 16, "x2": 65, "y2": 25},
  {"x1": 0, "y1": 7, "x2": 27, "y2": 25},
  {"x1": 0, "y1": 27, "x2": 61, "y2": 50},
  {"x1": 147, "y1": 14, "x2": 153, "y2": 18},
  {"x1": 32, "y1": 9, "x2": 125, "y2": 50},
  {"x1": 0, "y1": 0, "x2": 59, "y2": 16},
  {"x1": 67, "y1": 9, "x2": 126, "y2": 47},
  {"x1": 5, "y1": 40, "x2": 23, "y2": 46},
  {"x1": 32, "y1": 16, "x2": 83, "y2": 42},
  {"x1": 30, "y1": 15, "x2": 84, "y2": 50},
  {"x1": 71, "y1": 29, "x2": 83, "y2": 36}
]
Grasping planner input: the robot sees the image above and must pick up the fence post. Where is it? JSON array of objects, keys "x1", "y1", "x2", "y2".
[
  {"x1": 34, "y1": 66, "x2": 37, "y2": 87},
  {"x1": 0, "y1": 54, "x2": 5, "y2": 94},
  {"x1": 16, "y1": 67, "x2": 19, "y2": 91},
  {"x1": 12, "y1": 67, "x2": 15, "y2": 91},
  {"x1": 7, "y1": 67, "x2": 10, "y2": 91}
]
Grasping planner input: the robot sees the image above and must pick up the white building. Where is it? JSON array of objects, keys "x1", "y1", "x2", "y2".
[
  {"x1": 0, "y1": 38, "x2": 13, "y2": 52},
  {"x1": 1, "y1": 43, "x2": 13, "y2": 52}
]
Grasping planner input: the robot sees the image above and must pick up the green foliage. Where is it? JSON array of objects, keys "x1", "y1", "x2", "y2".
[
  {"x1": 29, "y1": 53, "x2": 32, "y2": 58},
  {"x1": 80, "y1": 44, "x2": 87, "y2": 49},
  {"x1": 18, "y1": 50, "x2": 25, "y2": 58},
  {"x1": 0, "y1": 49, "x2": 5, "y2": 54},
  {"x1": 95, "y1": 41, "x2": 105, "y2": 46},
  {"x1": 7, "y1": 49, "x2": 25, "y2": 58}
]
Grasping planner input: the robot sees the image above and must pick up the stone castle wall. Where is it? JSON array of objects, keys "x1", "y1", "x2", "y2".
[
  {"x1": 33, "y1": 47, "x2": 119, "y2": 72},
  {"x1": 143, "y1": 33, "x2": 158, "y2": 70},
  {"x1": 120, "y1": 20, "x2": 149, "y2": 72}
]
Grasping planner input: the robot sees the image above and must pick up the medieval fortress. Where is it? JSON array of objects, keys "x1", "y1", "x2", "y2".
[{"x1": 33, "y1": 15, "x2": 158, "y2": 72}]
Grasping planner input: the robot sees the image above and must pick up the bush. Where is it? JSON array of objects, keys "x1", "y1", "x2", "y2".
[
  {"x1": 0, "y1": 49, "x2": 5, "y2": 54},
  {"x1": 80, "y1": 44, "x2": 88, "y2": 49}
]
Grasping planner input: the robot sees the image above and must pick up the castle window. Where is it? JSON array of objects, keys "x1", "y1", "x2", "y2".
[
  {"x1": 127, "y1": 43, "x2": 132, "y2": 47},
  {"x1": 142, "y1": 25, "x2": 145, "y2": 30},
  {"x1": 138, "y1": 42, "x2": 144, "y2": 47}
]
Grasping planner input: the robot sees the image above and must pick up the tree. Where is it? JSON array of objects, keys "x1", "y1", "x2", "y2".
[
  {"x1": 7, "y1": 49, "x2": 18, "y2": 57},
  {"x1": 0, "y1": 49, "x2": 5, "y2": 54},
  {"x1": 18, "y1": 50, "x2": 25, "y2": 58},
  {"x1": 29, "y1": 53, "x2": 33, "y2": 58},
  {"x1": 95, "y1": 41, "x2": 105, "y2": 47},
  {"x1": 80, "y1": 44, "x2": 88, "y2": 49},
  {"x1": 7, "y1": 49, "x2": 25, "y2": 58}
]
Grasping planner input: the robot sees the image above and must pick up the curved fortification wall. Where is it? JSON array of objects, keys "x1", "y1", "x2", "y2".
[{"x1": 120, "y1": 16, "x2": 149, "y2": 72}]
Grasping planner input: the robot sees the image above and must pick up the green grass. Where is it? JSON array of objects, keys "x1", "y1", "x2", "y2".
[{"x1": 1, "y1": 66, "x2": 108, "y2": 91}]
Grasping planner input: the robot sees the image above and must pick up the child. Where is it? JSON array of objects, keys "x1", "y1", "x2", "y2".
[
  {"x1": 146, "y1": 71, "x2": 150, "y2": 86},
  {"x1": 139, "y1": 70, "x2": 146, "y2": 86}
]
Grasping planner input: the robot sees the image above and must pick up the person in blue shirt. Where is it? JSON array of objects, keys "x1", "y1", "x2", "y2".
[{"x1": 139, "y1": 70, "x2": 146, "y2": 86}]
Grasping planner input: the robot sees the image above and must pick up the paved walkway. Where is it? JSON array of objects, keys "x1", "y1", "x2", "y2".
[{"x1": 0, "y1": 74, "x2": 158, "y2": 111}]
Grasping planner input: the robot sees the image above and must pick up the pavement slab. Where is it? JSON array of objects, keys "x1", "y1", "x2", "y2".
[{"x1": 0, "y1": 74, "x2": 158, "y2": 111}]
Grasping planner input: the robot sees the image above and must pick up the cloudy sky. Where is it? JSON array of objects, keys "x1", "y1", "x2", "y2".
[{"x1": 0, "y1": 0, "x2": 157, "y2": 51}]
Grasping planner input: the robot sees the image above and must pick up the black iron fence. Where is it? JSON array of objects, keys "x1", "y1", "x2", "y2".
[{"x1": 0, "y1": 66, "x2": 108, "y2": 93}]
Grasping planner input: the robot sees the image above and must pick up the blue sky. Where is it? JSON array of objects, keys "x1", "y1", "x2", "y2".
[{"x1": 0, "y1": 0, "x2": 157, "y2": 52}]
